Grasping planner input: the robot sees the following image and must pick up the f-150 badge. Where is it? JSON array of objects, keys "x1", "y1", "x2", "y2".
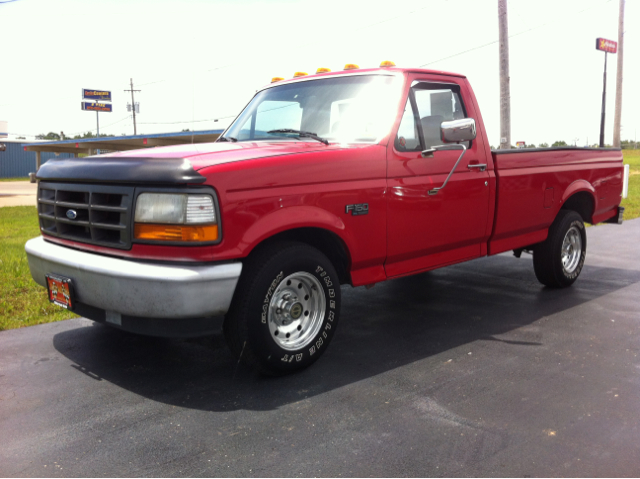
[{"x1": 345, "y1": 203, "x2": 369, "y2": 216}]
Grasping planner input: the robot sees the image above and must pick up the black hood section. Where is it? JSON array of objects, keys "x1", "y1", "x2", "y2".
[{"x1": 36, "y1": 157, "x2": 206, "y2": 184}]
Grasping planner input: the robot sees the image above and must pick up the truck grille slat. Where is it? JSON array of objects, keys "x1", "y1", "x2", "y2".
[{"x1": 38, "y1": 182, "x2": 133, "y2": 249}]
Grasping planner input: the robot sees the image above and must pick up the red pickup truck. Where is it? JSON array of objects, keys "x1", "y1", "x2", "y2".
[{"x1": 26, "y1": 65, "x2": 627, "y2": 374}]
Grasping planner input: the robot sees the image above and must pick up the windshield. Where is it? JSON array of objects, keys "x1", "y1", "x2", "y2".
[{"x1": 222, "y1": 74, "x2": 401, "y2": 144}]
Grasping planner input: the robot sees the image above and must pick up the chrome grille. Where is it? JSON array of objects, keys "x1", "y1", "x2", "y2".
[{"x1": 38, "y1": 182, "x2": 134, "y2": 249}]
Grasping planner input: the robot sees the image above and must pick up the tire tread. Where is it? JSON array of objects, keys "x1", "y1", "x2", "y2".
[
  {"x1": 224, "y1": 241, "x2": 338, "y2": 375},
  {"x1": 533, "y1": 209, "x2": 585, "y2": 288}
]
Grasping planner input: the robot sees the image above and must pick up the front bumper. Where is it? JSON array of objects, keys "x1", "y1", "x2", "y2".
[{"x1": 25, "y1": 236, "x2": 242, "y2": 320}]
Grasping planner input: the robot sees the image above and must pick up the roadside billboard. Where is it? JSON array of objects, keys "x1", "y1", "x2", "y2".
[
  {"x1": 82, "y1": 89, "x2": 112, "y2": 102},
  {"x1": 595, "y1": 38, "x2": 617, "y2": 54},
  {"x1": 81, "y1": 102, "x2": 113, "y2": 112}
]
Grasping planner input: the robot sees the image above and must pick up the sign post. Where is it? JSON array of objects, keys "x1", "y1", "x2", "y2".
[
  {"x1": 595, "y1": 38, "x2": 618, "y2": 147},
  {"x1": 82, "y1": 89, "x2": 112, "y2": 138}
]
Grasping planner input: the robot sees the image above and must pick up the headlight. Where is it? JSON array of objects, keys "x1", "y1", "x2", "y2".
[{"x1": 134, "y1": 193, "x2": 219, "y2": 242}]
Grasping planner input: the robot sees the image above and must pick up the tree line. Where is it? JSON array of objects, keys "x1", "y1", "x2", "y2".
[
  {"x1": 35, "y1": 131, "x2": 122, "y2": 141},
  {"x1": 492, "y1": 140, "x2": 639, "y2": 149},
  {"x1": 32, "y1": 131, "x2": 640, "y2": 149}
]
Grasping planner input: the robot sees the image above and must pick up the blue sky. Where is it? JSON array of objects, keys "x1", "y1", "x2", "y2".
[{"x1": 1, "y1": 0, "x2": 637, "y2": 146}]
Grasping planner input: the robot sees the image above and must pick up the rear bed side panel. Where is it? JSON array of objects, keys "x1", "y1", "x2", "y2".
[{"x1": 488, "y1": 148, "x2": 623, "y2": 256}]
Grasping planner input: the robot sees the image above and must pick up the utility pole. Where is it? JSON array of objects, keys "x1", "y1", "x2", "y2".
[
  {"x1": 613, "y1": 0, "x2": 625, "y2": 148},
  {"x1": 599, "y1": 51, "x2": 608, "y2": 148},
  {"x1": 498, "y1": 0, "x2": 511, "y2": 149},
  {"x1": 124, "y1": 78, "x2": 141, "y2": 135}
]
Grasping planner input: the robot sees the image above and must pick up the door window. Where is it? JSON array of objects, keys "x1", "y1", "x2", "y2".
[{"x1": 395, "y1": 83, "x2": 468, "y2": 152}]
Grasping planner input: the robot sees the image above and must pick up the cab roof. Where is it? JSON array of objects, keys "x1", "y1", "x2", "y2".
[{"x1": 264, "y1": 66, "x2": 467, "y2": 89}]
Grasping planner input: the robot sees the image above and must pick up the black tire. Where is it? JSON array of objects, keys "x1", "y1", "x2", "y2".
[
  {"x1": 224, "y1": 241, "x2": 341, "y2": 375},
  {"x1": 533, "y1": 210, "x2": 587, "y2": 288}
]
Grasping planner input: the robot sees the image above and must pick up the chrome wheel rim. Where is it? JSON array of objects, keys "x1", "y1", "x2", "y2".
[
  {"x1": 268, "y1": 272, "x2": 326, "y2": 351},
  {"x1": 561, "y1": 226, "x2": 582, "y2": 274}
]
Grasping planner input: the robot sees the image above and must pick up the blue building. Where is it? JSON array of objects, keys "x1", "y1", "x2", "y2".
[{"x1": 0, "y1": 140, "x2": 73, "y2": 179}]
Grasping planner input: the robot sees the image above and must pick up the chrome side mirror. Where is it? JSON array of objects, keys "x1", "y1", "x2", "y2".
[{"x1": 441, "y1": 118, "x2": 476, "y2": 143}]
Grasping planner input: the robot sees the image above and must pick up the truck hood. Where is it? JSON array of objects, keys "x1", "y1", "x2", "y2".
[
  {"x1": 36, "y1": 141, "x2": 376, "y2": 185},
  {"x1": 101, "y1": 141, "x2": 350, "y2": 171}
]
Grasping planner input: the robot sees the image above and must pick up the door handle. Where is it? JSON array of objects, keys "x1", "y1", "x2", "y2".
[{"x1": 467, "y1": 163, "x2": 487, "y2": 172}]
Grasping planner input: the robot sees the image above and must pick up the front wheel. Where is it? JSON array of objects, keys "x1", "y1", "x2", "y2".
[
  {"x1": 533, "y1": 210, "x2": 587, "y2": 288},
  {"x1": 224, "y1": 242, "x2": 341, "y2": 375}
]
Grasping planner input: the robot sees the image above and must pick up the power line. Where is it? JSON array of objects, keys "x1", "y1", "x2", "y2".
[
  {"x1": 65, "y1": 116, "x2": 131, "y2": 136},
  {"x1": 137, "y1": 1, "x2": 439, "y2": 89},
  {"x1": 419, "y1": 0, "x2": 611, "y2": 67},
  {"x1": 138, "y1": 114, "x2": 234, "y2": 125}
]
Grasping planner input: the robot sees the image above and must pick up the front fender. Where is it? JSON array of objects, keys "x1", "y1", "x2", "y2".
[{"x1": 239, "y1": 205, "x2": 353, "y2": 256}]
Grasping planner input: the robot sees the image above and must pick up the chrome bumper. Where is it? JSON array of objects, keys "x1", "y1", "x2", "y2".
[{"x1": 25, "y1": 236, "x2": 242, "y2": 319}]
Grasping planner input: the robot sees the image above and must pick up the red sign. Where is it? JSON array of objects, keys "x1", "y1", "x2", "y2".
[
  {"x1": 596, "y1": 38, "x2": 617, "y2": 54},
  {"x1": 46, "y1": 274, "x2": 74, "y2": 310}
]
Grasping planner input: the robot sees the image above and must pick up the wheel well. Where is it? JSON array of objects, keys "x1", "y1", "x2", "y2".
[
  {"x1": 249, "y1": 228, "x2": 352, "y2": 285},
  {"x1": 561, "y1": 192, "x2": 594, "y2": 224}
]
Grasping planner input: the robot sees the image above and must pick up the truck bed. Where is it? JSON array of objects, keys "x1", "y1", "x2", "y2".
[{"x1": 488, "y1": 147, "x2": 624, "y2": 256}]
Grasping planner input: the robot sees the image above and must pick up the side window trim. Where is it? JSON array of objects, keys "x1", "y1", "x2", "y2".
[
  {"x1": 411, "y1": 80, "x2": 471, "y2": 150},
  {"x1": 407, "y1": 88, "x2": 425, "y2": 151}
]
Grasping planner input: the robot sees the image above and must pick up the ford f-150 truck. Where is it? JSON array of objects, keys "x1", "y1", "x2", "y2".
[{"x1": 25, "y1": 64, "x2": 628, "y2": 374}]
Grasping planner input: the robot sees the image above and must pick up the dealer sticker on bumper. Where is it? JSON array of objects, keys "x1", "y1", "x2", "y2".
[{"x1": 45, "y1": 274, "x2": 74, "y2": 310}]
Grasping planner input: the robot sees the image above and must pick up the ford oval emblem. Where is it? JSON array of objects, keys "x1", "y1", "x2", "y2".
[{"x1": 66, "y1": 209, "x2": 78, "y2": 220}]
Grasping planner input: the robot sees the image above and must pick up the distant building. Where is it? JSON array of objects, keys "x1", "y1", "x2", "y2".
[{"x1": 0, "y1": 139, "x2": 73, "y2": 178}]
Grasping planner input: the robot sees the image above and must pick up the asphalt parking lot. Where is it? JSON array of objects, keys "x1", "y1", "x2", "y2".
[{"x1": 1, "y1": 219, "x2": 639, "y2": 477}]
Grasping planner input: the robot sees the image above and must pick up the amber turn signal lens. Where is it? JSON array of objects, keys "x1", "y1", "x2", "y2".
[{"x1": 134, "y1": 223, "x2": 219, "y2": 242}]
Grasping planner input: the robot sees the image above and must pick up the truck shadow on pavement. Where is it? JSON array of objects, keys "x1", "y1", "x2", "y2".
[{"x1": 52, "y1": 254, "x2": 640, "y2": 412}]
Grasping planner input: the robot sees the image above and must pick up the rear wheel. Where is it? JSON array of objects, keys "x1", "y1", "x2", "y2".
[
  {"x1": 224, "y1": 242, "x2": 341, "y2": 375},
  {"x1": 533, "y1": 210, "x2": 586, "y2": 288}
]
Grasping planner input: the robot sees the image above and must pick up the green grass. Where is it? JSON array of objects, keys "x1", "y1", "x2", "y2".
[
  {"x1": 0, "y1": 206, "x2": 76, "y2": 331},
  {"x1": 621, "y1": 150, "x2": 640, "y2": 221},
  {"x1": 0, "y1": 177, "x2": 29, "y2": 182},
  {"x1": 0, "y1": 151, "x2": 639, "y2": 332}
]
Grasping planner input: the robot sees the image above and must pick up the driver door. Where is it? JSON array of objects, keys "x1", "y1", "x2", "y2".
[{"x1": 385, "y1": 78, "x2": 491, "y2": 278}]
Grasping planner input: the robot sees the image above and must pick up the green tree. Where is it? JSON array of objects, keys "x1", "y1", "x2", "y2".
[
  {"x1": 551, "y1": 140, "x2": 568, "y2": 147},
  {"x1": 539, "y1": 142, "x2": 549, "y2": 148},
  {"x1": 72, "y1": 131, "x2": 115, "y2": 139},
  {"x1": 36, "y1": 132, "x2": 61, "y2": 140}
]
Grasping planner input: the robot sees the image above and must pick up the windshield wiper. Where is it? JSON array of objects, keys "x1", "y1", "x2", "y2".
[
  {"x1": 217, "y1": 136, "x2": 237, "y2": 142},
  {"x1": 267, "y1": 129, "x2": 329, "y2": 145}
]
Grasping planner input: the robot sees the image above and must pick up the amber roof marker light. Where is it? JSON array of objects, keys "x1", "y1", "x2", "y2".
[
  {"x1": 343, "y1": 63, "x2": 359, "y2": 70},
  {"x1": 293, "y1": 72, "x2": 308, "y2": 78},
  {"x1": 316, "y1": 67, "x2": 331, "y2": 74},
  {"x1": 380, "y1": 60, "x2": 396, "y2": 67},
  {"x1": 271, "y1": 77, "x2": 285, "y2": 83}
]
